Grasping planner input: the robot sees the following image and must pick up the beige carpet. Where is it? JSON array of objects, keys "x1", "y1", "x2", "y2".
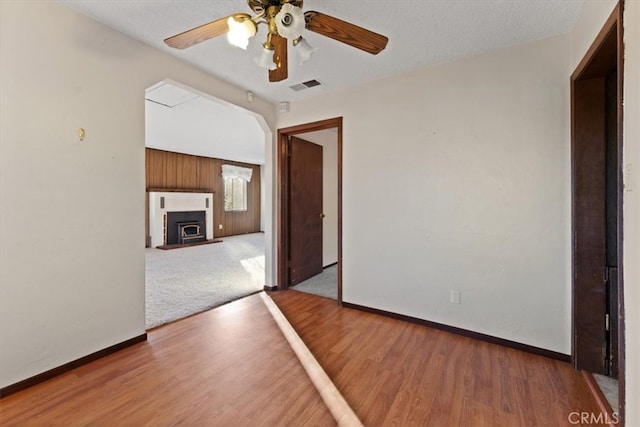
[{"x1": 145, "y1": 233, "x2": 265, "y2": 329}]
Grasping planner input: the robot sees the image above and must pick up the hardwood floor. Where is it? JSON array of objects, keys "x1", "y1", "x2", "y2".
[
  {"x1": 1, "y1": 290, "x2": 604, "y2": 426},
  {"x1": 0, "y1": 294, "x2": 335, "y2": 426},
  {"x1": 270, "y1": 290, "x2": 605, "y2": 426}
]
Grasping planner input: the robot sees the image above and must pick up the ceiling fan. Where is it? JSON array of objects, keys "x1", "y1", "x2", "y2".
[{"x1": 164, "y1": 0, "x2": 389, "y2": 83}]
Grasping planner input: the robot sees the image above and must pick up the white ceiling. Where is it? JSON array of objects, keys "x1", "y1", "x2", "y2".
[
  {"x1": 145, "y1": 81, "x2": 266, "y2": 164},
  {"x1": 58, "y1": 0, "x2": 585, "y2": 104}
]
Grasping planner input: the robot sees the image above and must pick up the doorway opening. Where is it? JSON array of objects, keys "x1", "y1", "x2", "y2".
[
  {"x1": 277, "y1": 118, "x2": 343, "y2": 302},
  {"x1": 571, "y1": 2, "x2": 624, "y2": 421},
  {"x1": 144, "y1": 79, "x2": 274, "y2": 328}
]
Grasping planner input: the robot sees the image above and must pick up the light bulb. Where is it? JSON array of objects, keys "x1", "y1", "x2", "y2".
[{"x1": 227, "y1": 15, "x2": 256, "y2": 50}]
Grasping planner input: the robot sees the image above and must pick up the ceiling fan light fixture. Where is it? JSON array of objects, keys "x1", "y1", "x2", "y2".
[
  {"x1": 227, "y1": 14, "x2": 257, "y2": 49},
  {"x1": 254, "y1": 44, "x2": 277, "y2": 70},
  {"x1": 164, "y1": 3, "x2": 389, "y2": 83},
  {"x1": 275, "y1": 3, "x2": 305, "y2": 40},
  {"x1": 293, "y1": 37, "x2": 317, "y2": 65}
]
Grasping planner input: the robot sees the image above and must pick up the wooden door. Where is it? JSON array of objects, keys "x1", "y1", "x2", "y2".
[
  {"x1": 288, "y1": 137, "x2": 323, "y2": 285},
  {"x1": 572, "y1": 77, "x2": 608, "y2": 374}
]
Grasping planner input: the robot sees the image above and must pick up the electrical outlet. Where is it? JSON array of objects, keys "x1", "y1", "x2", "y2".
[
  {"x1": 218, "y1": 224, "x2": 223, "y2": 230},
  {"x1": 450, "y1": 290, "x2": 461, "y2": 304}
]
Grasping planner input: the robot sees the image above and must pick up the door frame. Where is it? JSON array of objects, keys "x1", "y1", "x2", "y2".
[
  {"x1": 276, "y1": 117, "x2": 343, "y2": 303},
  {"x1": 570, "y1": 1, "x2": 624, "y2": 421}
]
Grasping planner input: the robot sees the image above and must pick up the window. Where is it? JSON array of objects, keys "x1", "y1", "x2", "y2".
[
  {"x1": 221, "y1": 164, "x2": 252, "y2": 212},
  {"x1": 224, "y1": 177, "x2": 247, "y2": 211}
]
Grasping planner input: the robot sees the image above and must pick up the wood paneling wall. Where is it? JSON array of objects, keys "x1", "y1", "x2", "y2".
[{"x1": 145, "y1": 148, "x2": 261, "y2": 242}]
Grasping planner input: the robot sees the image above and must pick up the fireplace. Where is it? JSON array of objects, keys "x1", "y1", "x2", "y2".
[
  {"x1": 148, "y1": 192, "x2": 213, "y2": 248},
  {"x1": 166, "y1": 211, "x2": 206, "y2": 245}
]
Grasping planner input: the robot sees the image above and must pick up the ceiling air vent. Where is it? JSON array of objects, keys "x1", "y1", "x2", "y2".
[{"x1": 290, "y1": 79, "x2": 322, "y2": 91}]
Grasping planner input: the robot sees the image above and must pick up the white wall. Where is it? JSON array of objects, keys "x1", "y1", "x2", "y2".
[
  {"x1": 279, "y1": 34, "x2": 573, "y2": 354},
  {"x1": 0, "y1": 1, "x2": 276, "y2": 388},
  {"x1": 297, "y1": 130, "x2": 339, "y2": 267}
]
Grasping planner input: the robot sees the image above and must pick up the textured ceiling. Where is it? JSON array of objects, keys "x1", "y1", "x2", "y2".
[{"x1": 58, "y1": 0, "x2": 585, "y2": 104}]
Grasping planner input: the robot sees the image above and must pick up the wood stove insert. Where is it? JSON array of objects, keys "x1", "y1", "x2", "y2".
[{"x1": 166, "y1": 211, "x2": 206, "y2": 245}]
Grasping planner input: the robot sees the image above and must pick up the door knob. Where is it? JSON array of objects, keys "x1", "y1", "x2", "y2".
[{"x1": 320, "y1": 213, "x2": 325, "y2": 218}]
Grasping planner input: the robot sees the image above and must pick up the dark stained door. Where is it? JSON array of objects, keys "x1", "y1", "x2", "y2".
[
  {"x1": 573, "y1": 77, "x2": 608, "y2": 374},
  {"x1": 288, "y1": 137, "x2": 323, "y2": 285}
]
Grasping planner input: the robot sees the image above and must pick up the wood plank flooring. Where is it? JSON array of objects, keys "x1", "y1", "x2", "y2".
[
  {"x1": 270, "y1": 290, "x2": 605, "y2": 426},
  {"x1": 0, "y1": 294, "x2": 335, "y2": 426},
  {"x1": 1, "y1": 290, "x2": 605, "y2": 426}
]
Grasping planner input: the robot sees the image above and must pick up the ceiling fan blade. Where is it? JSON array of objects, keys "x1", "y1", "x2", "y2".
[
  {"x1": 269, "y1": 35, "x2": 288, "y2": 82},
  {"x1": 164, "y1": 15, "x2": 231, "y2": 49},
  {"x1": 304, "y1": 11, "x2": 388, "y2": 55}
]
